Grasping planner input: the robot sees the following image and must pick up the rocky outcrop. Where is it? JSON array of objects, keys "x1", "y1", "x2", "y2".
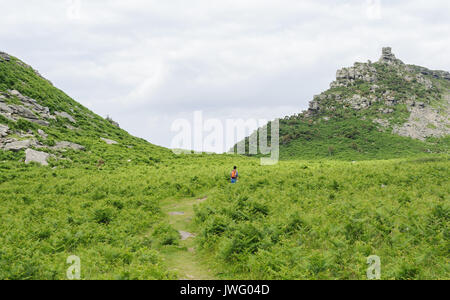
[
  {"x1": 0, "y1": 90, "x2": 55, "y2": 126},
  {"x1": 379, "y1": 47, "x2": 404, "y2": 65},
  {"x1": 343, "y1": 94, "x2": 378, "y2": 110},
  {"x1": 0, "y1": 124, "x2": 9, "y2": 137},
  {"x1": 408, "y1": 65, "x2": 450, "y2": 81},
  {"x1": 55, "y1": 111, "x2": 76, "y2": 123},
  {"x1": 25, "y1": 149, "x2": 49, "y2": 166},
  {"x1": 393, "y1": 102, "x2": 450, "y2": 140},
  {"x1": 0, "y1": 52, "x2": 10, "y2": 62},
  {"x1": 331, "y1": 62, "x2": 377, "y2": 88},
  {"x1": 101, "y1": 138, "x2": 119, "y2": 145},
  {"x1": 2, "y1": 139, "x2": 36, "y2": 151},
  {"x1": 52, "y1": 141, "x2": 85, "y2": 151},
  {"x1": 303, "y1": 47, "x2": 450, "y2": 141},
  {"x1": 37, "y1": 129, "x2": 48, "y2": 139}
]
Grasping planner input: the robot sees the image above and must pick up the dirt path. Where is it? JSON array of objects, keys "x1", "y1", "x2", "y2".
[{"x1": 159, "y1": 196, "x2": 215, "y2": 280}]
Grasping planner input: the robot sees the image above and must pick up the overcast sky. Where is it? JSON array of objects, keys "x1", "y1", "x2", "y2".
[{"x1": 1, "y1": 0, "x2": 449, "y2": 151}]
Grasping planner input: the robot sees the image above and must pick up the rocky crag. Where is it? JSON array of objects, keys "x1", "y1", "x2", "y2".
[
  {"x1": 237, "y1": 47, "x2": 449, "y2": 159},
  {"x1": 299, "y1": 47, "x2": 450, "y2": 141}
]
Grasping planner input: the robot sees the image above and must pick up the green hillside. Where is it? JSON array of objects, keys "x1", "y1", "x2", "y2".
[
  {"x1": 236, "y1": 48, "x2": 450, "y2": 160},
  {"x1": 0, "y1": 50, "x2": 448, "y2": 280},
  {"x1": 0, "y1": 51, "x2": 173, "y2": 167}
]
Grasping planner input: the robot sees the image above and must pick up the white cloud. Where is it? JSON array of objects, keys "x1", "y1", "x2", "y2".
[{"x1": 1, "y1": 0, "x2": 449, "y2": 151}]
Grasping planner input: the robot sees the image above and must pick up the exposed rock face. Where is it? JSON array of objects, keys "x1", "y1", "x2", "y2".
[
  {"x1": 305, "y1": 47, "x2": 450, "y2": 141},
  {"x1": 331, "y1": 62, "x2": 377, "y2": 88},
  {"x1": 37, "y1": 129, "x2": 48, "y2": 139},
  {"x1": 0, "y1": 90, "x2": 55, "y2": 126},
  {"x1": 393, "y1": 100, "x2": 450, "y2": 140},
  {"x1": 379, "y1": 47, "x2": 404, "y2": 65},
  {"x1": 3, "y1": 139, "x2": 36, "y2": 151},
  {"x1": 55, "y1": 111, "x2": 76, "y2": 123},
  {"x1": 0, "y1": 124, "x2": 9, "y2": 137},
  {"x1": 343, "y1": 94, "x2": 377, "y2": 110},
  {"x1": 408, "y1": 65, "x2": 450, "y2": 81},
  {"x1": 101, "y1": 138, "x2": 118, "y2": 145},
  {"x1": 0, "y1": 52, "x2": 10, "y2": 62},
  {"x1": 25, "y1": 149, "x2": 49, "y2": 166}
]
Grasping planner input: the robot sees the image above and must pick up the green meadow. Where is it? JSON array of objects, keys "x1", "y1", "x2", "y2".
[{"x1": 0, "y1": 154, "x2": 448, "y2": 280}]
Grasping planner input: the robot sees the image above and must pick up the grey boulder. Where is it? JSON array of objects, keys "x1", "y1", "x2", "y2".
[
  {"x1": 25, "y1": 149, "x2": 49, "y2": 166},
  {"x1": 101, "y1": 138, "x2": 118, "y2": 145},
  {"x1": 3, "y1": 140, "x2": 34, "y2": 151}
]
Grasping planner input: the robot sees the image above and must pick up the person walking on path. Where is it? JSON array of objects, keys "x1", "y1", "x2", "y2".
[{"x1": 231, "y1": 166, "x2": 239, "y2": 184}]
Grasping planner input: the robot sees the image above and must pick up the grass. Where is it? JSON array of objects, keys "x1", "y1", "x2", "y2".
[
  {"x1": 0, "y1": 52, "x2": 449, "y2": 280},
  {"x1": 193, "y1": 155, "x2": 449, "y2": 280},
  {"x1": 2, "y1": 154, "x2": 447, "y2": 279}
]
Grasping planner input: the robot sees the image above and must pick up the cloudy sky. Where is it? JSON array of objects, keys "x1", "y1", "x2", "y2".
[{"x1": 1, "y1": 0, "x2": 449, "y2": 151}]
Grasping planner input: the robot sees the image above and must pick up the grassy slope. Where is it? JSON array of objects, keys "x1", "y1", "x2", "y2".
[
  {"x1": 279, "y1": 116, "x2": 449, "y2": 160},
  {"x1": 241, "y1": 61, "x2": 450, "y2": 160},
  {"x1": 0, "y1": 54, "x2": 448, "y2": 280},
  {"x1": 193, "y1": 156, "x2": 449, "y2": 280},
  {"x1": 0, "y1": 153, "x2": 245, "y2": 279},
  {"x1": 0, "y1": 54, "x2": 173, "y2": 166}
]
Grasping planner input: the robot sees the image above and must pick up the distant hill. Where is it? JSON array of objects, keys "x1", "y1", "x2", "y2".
[
  {"x1": 0, "y1": 51, "x2": 173, "y2": 167},
  {"x1": 236, "y1": 47, "x2": 450, "y2": 160}
]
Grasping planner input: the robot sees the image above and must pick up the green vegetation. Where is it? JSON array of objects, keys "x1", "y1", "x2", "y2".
[
  {"x1": 193, "y1": 156, "x2": 449, "y2": 280},
  {"x1": 0, "y1": 52, "x2": 449, "y2": 280},
  {"x1": 0, "y1": 155, "x2": 448, "y2": 279},
  {"x1": 278, "y1": 116, "x2": 448, "y2": 160}
]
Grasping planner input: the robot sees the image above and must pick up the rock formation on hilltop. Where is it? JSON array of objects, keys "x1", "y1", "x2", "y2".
[
  {"x1": 236, "y1": 47, "x2": 449, "y2": 159},
  {"x1": 304, "y1": 47, "x2": 450, "y2": 141}
]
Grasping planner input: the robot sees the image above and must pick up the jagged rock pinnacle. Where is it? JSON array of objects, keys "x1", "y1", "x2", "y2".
[{"x1": 379, "y1": 47, "x2": 403, "y2": 65}]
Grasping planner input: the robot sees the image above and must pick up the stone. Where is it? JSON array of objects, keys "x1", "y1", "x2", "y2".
[
  {"x1": 53, "y1": 141, "x2": 85, "y2": 151},
  {"x1": 3, "y1": 140, "x2": 34, "y2": 151},
  {"x1": 0, "y1": 102, "x2": 13, "y2": 114},
  {"x1": 179, "y1": 231, "x2": 196, "y2": 241},
  {"x1": 331, "y1": 62, "x2": 377, "y2": 88},
  {"x1": 29, "y1": 119, "x2": 50, "y2": 127},
  {"x1": 0, "y1": 52, "x2": 10, "y2": 62},
  {"x1": 169, "y1": 212, "x2": 185, "y2": 216},
  {"x1": 37, "y1": 129, "x2": 48, "y2": 139},
  {"x1": 55, "y1": 111, "x2": 76, "y2": 123},
  {"x1": 66, "y1": 124, "x2": 77, "y2": 130},
  {"x1": 393, "y1": 105, "x2": 449, "y2": 140},
  {"x1": 373, "y1": 118, "x2": 390, "y2": 128},
  {"x1": 25, "y1": 149, "x2": 49, "y2": 166},
  {"x1": 101, "y1": 138, "x2": 118, "y2": 145},
  {"x1": 379, "y1": 47, "x2": 404, "y2": 65},
  {"x1": 0, "y1": 124, "x2": 9, "y2": 137},
  {"x1": 9, "y1": 105, "x2": 38, "y2": 119}
]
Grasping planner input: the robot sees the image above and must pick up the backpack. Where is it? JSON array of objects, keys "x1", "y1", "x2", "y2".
[{"x1": 231, "y1": 170, "x2": 237, "y2": 179}]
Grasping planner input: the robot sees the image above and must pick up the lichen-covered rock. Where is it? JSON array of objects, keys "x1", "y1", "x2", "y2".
[
  {"x1": 25, "y1": 149, "x2": 49, "y2": 166},
  {"x1": 53, "y1": 141, "x2": 85, "y2": 151},
  {"x1": 331, "y1": 62, "x2": 377, "y2": 88},
  {"x1": 0, "y1": 124, "x2": 9, "y2": 137},
  {"x1": 379, "y1": 47, "x2": 404, "y2": 65},
  {"x1": 37, "y1": 129, "x2": 48, "y2": 139},
  {"x1": 55, "y1": 111, "x2": 76, "y2": 123},
  {"x1": 393, "y1": 104, "x2": 450, "y2": 140},
  {"x1": 3, "y1": 139, "x2": 35, "y2": 151}
]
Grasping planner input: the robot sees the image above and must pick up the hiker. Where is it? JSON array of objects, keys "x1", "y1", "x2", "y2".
[{"x1": 230, "y1": 166, "x2": 238, "y2": 183}]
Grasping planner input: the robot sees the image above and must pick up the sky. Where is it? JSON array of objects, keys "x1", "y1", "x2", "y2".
[{"x1": 1, "y1": 0, "x2": 449, "y2": 151}]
